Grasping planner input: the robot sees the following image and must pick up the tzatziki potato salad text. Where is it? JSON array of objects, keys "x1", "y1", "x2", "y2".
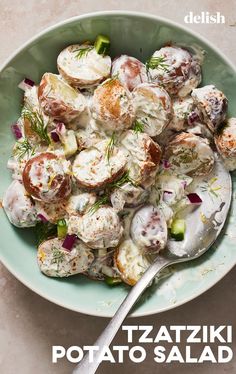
[{"x1": 3, "y1": 35, "x2": 236, "y2": 286}]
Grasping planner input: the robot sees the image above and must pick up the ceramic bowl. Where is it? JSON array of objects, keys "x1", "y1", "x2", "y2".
[{"x1": 0, "y1": 11, "x2": 236, "y2": 317}]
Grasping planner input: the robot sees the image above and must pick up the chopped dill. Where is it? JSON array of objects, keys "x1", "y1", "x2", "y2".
[
  {"x1": 105, "y1": 132, "x2": 116, "y2": 162},
  {"x1": 108, "y1": 171, "x2": 134, "y2": 189},
  {"x1": 103, "y1": 72, "x2": 119, "y2": 86},
  {"x1": 22, "y1": 106, "x2": 50, "y2": 144},
  {"x1": 133, "y1": 120, "x2": 144, "y2": 133},
  {"x1": 88, "y1": 172, "x2": 135, "y2": 215},
  {"x1": 13, "y1": 138, "x2": 35, "y2": 159},
  {"x1": 35, "y1": 221, "x2": 57, "y2": 246},
  {"x1": 51, "y1": 247, "x2": 65, "y2": 271},
  {"x1": 145, "y1": 56, "x2": 169, "y2": 73},
  {"x1": 74, "y1": 46, "x2": 93, "y2": 59},
  {"x1": 88, "y1": 195, "x2": 109, "y2": 215}
]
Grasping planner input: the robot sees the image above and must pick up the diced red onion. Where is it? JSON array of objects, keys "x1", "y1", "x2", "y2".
[
  {"x1": 62, "y1": 234, "x2": 77, "y2": 251},
  {"x1": 50, "y1": 130, "x2": 60, "y2": 142},
  {"x1": 56, "y1": 122, "x2": 66, "y2": 136},
  {"x1": 163, "y1": 190, "x2": 173, "y2": 202},
  {"x1": 11, "y1": 123, "x2": 22, "y2": 139},
  {"x1": 181, "y1": 180, "x2": 188, "y2": 189},
  {"x1": 187, "y1": 193, "x2": 202, "y2": 205},
  {"x1": 18, "y1": 78, "x2": 35, "y2": 91},
  {"x1": 37, "y1": 213, "x2": 48, "y2": 222},
  {"x1": 188, "y1": 111, "x2": 200, "y2": 125},
  {"x1": 162, "y1": 159, "x2": 171, "y2": 169}
]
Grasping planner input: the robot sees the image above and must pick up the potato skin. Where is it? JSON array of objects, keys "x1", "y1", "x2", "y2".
[
  {"x1": 38, "y1": 73, "x2": 85, "y2": 123},
  {"x1": 92, "y1": 78, "x2": 135, "y2": 132},
  {"x1": 149, "y1": 46, "x2": 201, "y2": 97},
  {"x1": 111, "y1": 55, "x2": 148, "y2": 91},
  {"x1": 22, "y1": 152, "x2": 71, "y2": 202}
]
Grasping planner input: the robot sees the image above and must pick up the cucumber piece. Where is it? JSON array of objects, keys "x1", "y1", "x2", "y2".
[
  {"x1": 170, "y1": 218, "x2": 186, "y2": 241},
  {"x1": 61, "y1": 130, "x2": 78, "y2": 158},
  {"x1": 57, "y1": 219, "x2": 67, "y2": 239},
  {"x1": 105, "y1": 276, "x2": 122, "y2": 286},
  {"x1": 94, "y1": 34, "x2": 110, "y2": 55}
]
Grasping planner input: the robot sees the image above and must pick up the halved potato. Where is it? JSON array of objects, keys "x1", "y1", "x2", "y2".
[
  {"x1": 191, "y1": 85, "x2": 228, "y2": 132},
  {"x1": 132, "y1": 83, "x2": 172, "y2": 136},
  {"x1": 72, "y1": 140, "x2": 126, "y2": 189},
  {"x1": 3, "y1": 180, "x2": 38, "y2": 228},
  {"x1": 57, "y1": 44, "x2": 111, "y2": 88},
  {"x1": 92, "y1": 78, "x2": 135, "y2": 132},
  {"x1": 114, "y1": 239, "x2": 150, "y2": 286},
  {"x1": 37, "y1": 237, "x2": 94, "y2": 277},
  {"x1": 121, "y1": 130, "x2": 162, "y2": 187},
  {"x1": 111, "y1": 55, "x2": 148, "y2": 91},
  {"x1": 214, "y1": 117, "x2": 236, "y2": 171},
  {"x1": 76, "y1": 206, "x2": 123, "y2": 249},
  {"x1": 22, "y1": 152, "x2": 72, "y2": 202},
  {"x1": 164, "y1": 132, "x2": 215, "y2": 177},
  {"x1": 149, "y1": 46, "x2": 201, "y2": 97},
  {"x1": 38, "y1": 73, "x2": 85, "y2": 123},
  {"x1": 130, "y1": 205, "x2": 168, "y2": 252}
]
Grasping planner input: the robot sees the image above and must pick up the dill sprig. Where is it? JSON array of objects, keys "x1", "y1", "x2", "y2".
[
  {"x1": 145, "y1": 56, "x2": 169, "y2": 73},
  {"x1": 51, "y1": 247, "x2": 65, "y2": 271},
  {"x1": 105, "y1": 133, "x2": 116, "y2": 162},
  {"x1": 88, "y1": 195, "x2": 109, "y2": 215},
  {"x1": 103, "y1": 73, "x2": 119, "y2": 86},
  {"x1": 88, "y1": 172, "x2": 134, "y2": 214},
  {"x1": 35, "y1": 221, "x2": 57, "y2": 246},
  {"x1": 133, "y1": 120, "x2": 144, "y2": 133},
  {"x1": 108, "y1": 171, "x2": 134, "y2": 189},
  {"x1": 13, "y1": 138, "x2": 35, "y2": 159},
  {"x1": 22, "y1": 106, "x2": 50, "y2": 145},
  {"x1": 74, "y1": 46, "x2": 93, "y2": 59}
]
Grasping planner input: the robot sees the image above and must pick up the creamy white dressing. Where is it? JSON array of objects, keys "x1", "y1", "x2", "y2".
[{"x1": 5, "y1": 39, "x2": 233, "y2": 285}]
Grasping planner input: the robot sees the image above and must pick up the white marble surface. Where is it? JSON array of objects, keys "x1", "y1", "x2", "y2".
[{"x1": 0, "y1": 1, "x2": 236, "y2": 373}]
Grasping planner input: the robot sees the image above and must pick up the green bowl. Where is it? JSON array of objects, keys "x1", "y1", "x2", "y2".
[{"x1": 0, "y1": 11, "x2": 236, "y2": 317}]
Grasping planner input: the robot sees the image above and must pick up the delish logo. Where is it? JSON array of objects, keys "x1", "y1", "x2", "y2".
[{"x1": 184, "y1": 11, "x2": 225, "y2": 24}]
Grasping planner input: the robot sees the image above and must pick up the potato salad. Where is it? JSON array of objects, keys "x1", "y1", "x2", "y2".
[{"x1": 3, "y1": 35, "x2": 235, "y2": 286}]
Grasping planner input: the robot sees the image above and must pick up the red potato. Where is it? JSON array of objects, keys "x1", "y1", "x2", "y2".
[
  {"x1": 111, "y1": 55, "x2": 148, "y2": 91},
  {"x1": 2, "y1": 180, "x2": 38, "y2": 228},
  {"x1": 22, "y1": 152, "x2": 72, "y2": 202},
  {"x1": 132, "y1": 83, "x2": 172, "y2": 136},
  {"x1": 149, "y1": 46, "x2": 201, "y2": 97},
  {"x1": 72, "y1": 140, "x2": 126, "y2": 190},
  {"x1": 191, "y1": 85, "x2": 228, "y2": 132},
  {"x1": 91, "y1": 78, "x2": 135, "y2": 132},
  {"x1": 164, "y1": 132, "x2": 215, "y2": 177},
  {"x1": 214, "y1": 118, "x2": 236, "y2": 171},
  {"x1": 114, "y1": 239, "x2": 151, "y2": 286},
  {"x1": 57, "y1": 44, "x2": 111, "y2": 88},
  {"x1": 121, "y1": 130, "x2": 162, "y2": 187},
  {"x1": 38, "y1": 237, "x2": 94, "y2": 277},
  {"x1": 38, "y1": 73, "x2": 85, "y2": 123},
  {"x1": 130, "y1": 205, "x2": 168, "y2": 252}
]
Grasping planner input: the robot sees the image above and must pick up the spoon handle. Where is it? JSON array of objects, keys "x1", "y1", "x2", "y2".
[{"x1": 72, "y1": 256, "x2": 171, "y2": 374}]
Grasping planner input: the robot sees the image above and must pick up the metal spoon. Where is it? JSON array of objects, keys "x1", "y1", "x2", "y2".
[{"x1": 73, "y1": 158, "x2": 232, "y2": 374}]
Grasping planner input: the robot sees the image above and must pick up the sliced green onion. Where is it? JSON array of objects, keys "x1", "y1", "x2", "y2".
[{"x1": 57, "y1": 219, "x2": 68, "y2": 239}]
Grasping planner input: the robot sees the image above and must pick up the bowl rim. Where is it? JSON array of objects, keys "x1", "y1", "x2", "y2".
[{"x1": 0, "y1": 10, "x2": 236, "y2": 318}]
